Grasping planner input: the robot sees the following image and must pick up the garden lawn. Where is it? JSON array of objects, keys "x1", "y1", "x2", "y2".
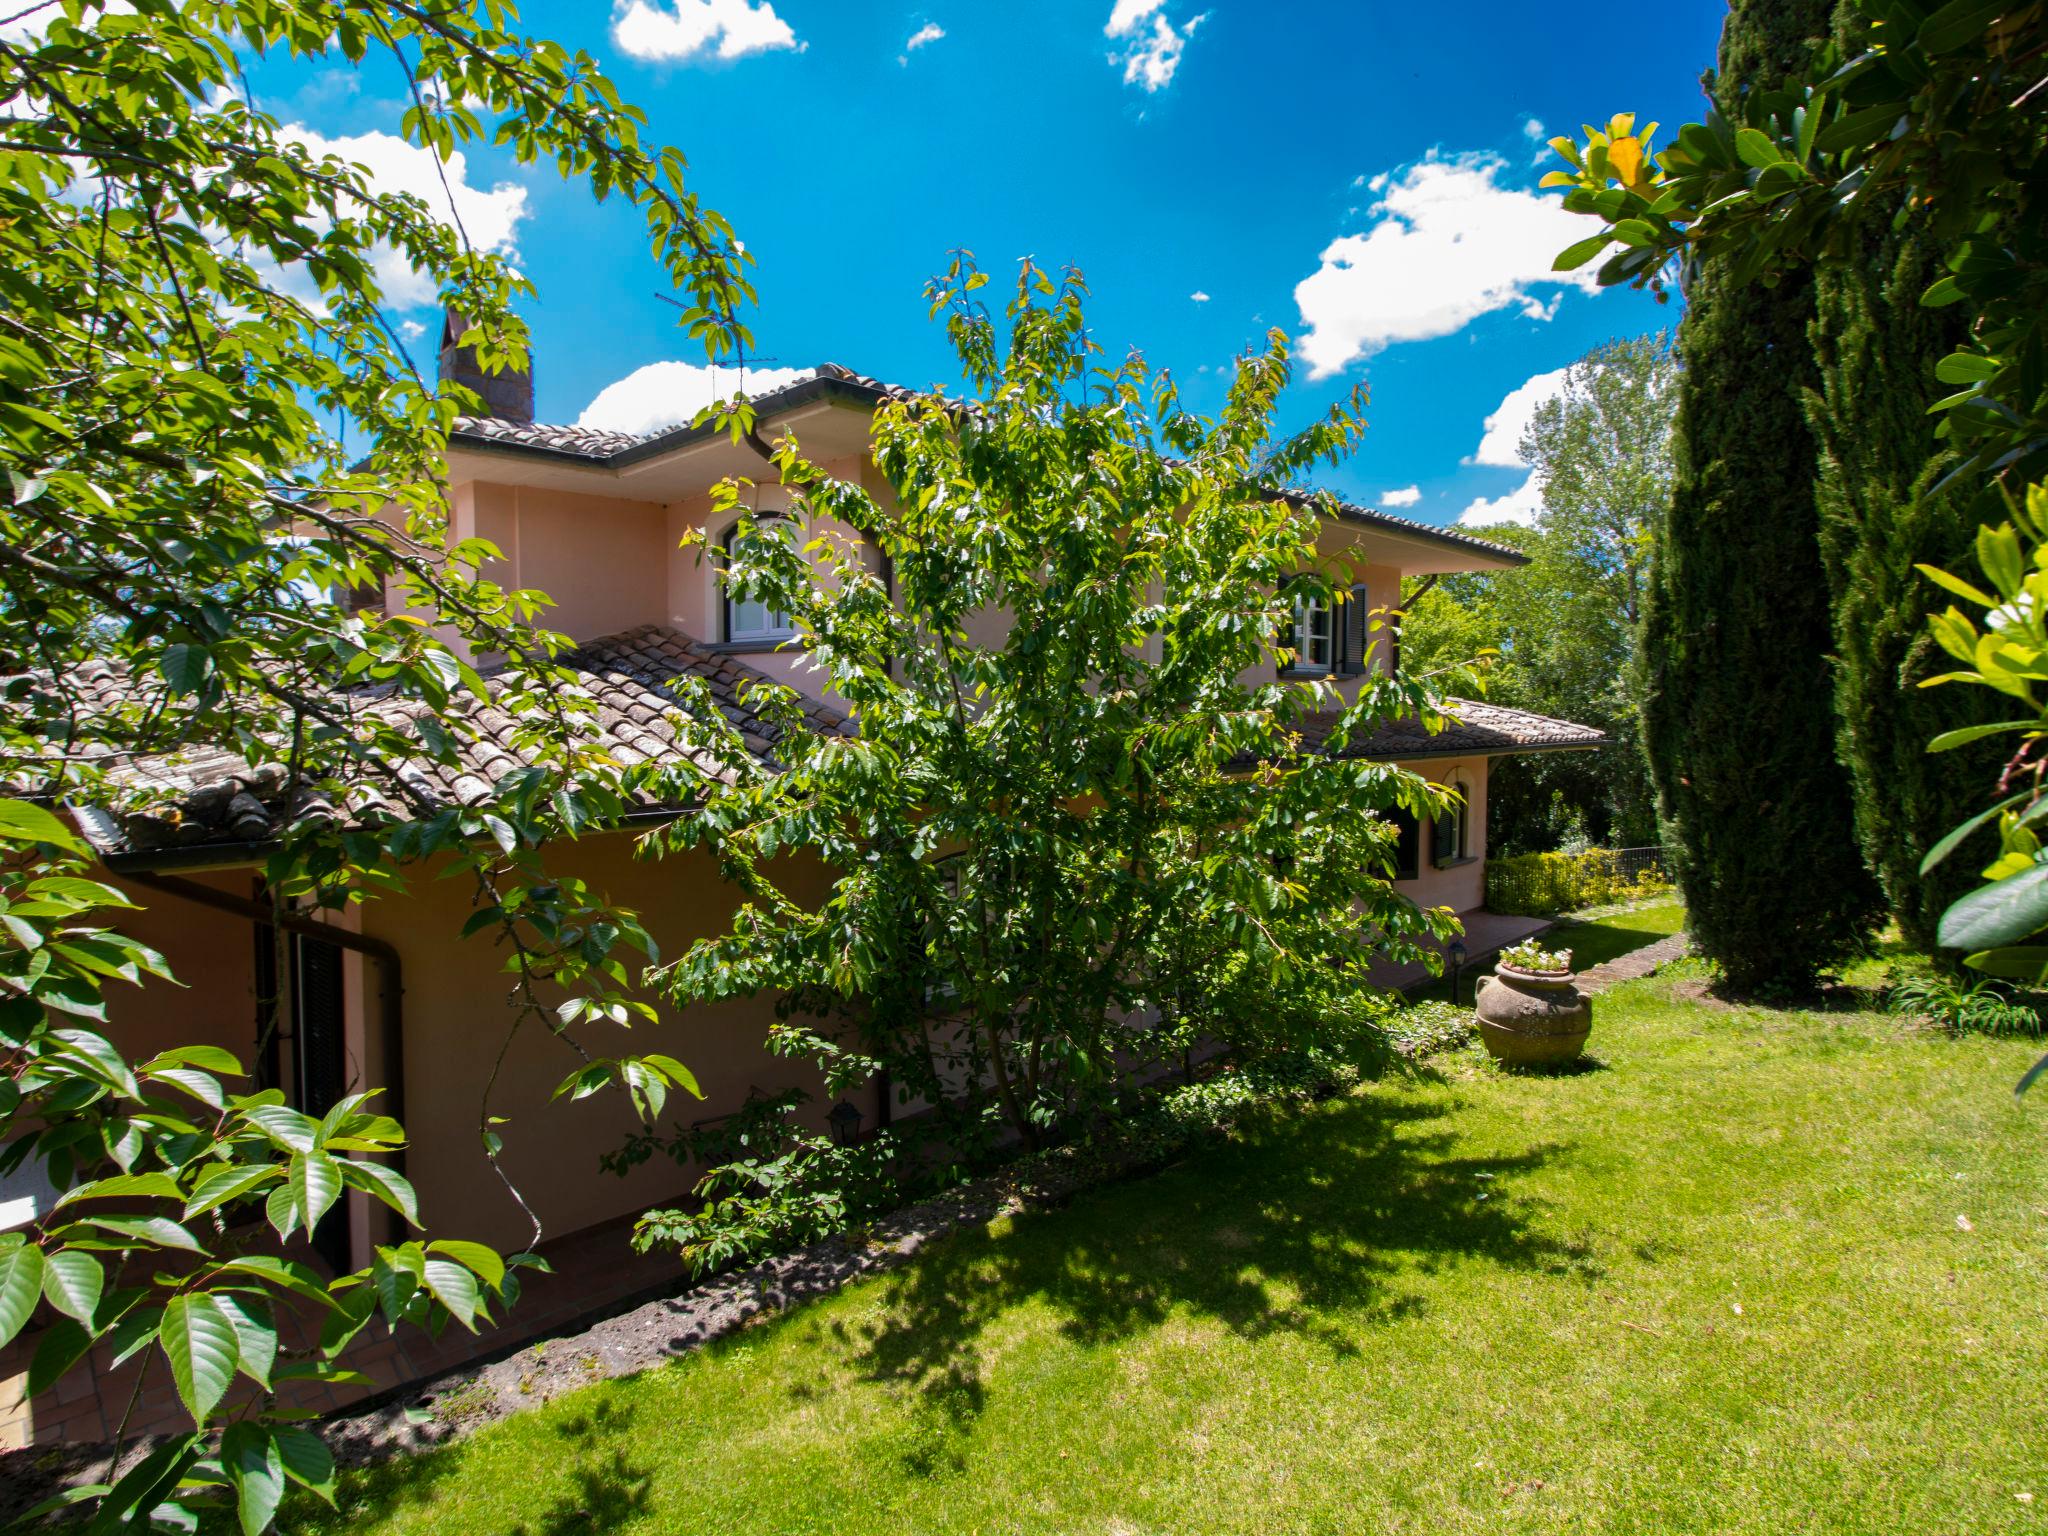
[
  {"x1": 1545, "y1": 901, "x2": 1685, "y2": 970},
  {"x1": 305, "y1": 966, "x2": 2048, "y2": 1535}
]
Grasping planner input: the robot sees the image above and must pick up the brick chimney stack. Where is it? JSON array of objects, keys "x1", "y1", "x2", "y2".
[{"x1": 437, "y1": 310, "x2": 534, "y2": 424}]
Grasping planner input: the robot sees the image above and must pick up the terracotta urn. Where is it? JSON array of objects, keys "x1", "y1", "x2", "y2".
[{"x1": 1475, "y1": 963, "x2": 1592, "y2": 1066}]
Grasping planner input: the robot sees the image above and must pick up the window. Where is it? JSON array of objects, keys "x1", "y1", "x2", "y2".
[
  {"x1": 1289, "y1": 594, "x2": 1332, "y2": 674},
  {"x1": 1431, "y1": 780, "x2": 1469, "y2": 867},
  {"x1": 1389, "y1": 808, "x2": 1420, "y2": 881},
  {"x1": 722, "y1": 518, "x2": 797, "y2": 645}
]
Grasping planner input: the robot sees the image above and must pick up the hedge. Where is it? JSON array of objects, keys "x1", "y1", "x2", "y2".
[{"x1": 1485, "y1": 849, "x2": 1672, "y2": 917}]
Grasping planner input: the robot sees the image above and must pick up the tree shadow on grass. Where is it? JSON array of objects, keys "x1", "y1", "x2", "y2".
[
  {"x1": 839, "y1": 1089, "x2": 1587, "y2": 1476},
  {"x1": 316, "y1": 1395, "x2": 654, "y2": 1536}
]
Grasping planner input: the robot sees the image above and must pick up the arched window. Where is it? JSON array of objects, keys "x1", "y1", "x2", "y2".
[
  {"x1": 1431, "y1": 778, "x2": 1469, "y2": 867},
  {"x1": 722, "y1": 517, "x2": 797, "y2": 646}
]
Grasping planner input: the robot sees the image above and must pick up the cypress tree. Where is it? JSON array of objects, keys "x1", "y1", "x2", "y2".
[
  {"x1": 1639, "y1": 0, "x2": 1882, "y2": 992},
  {"x1": 1807, "y1": 205, "x2": 2006, "y2": 954}
]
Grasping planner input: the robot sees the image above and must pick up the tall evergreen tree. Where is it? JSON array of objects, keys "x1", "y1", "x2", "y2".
[
  {"x1": 1639, "y1": 0, "x2": 1881, "y2": 992},
  {"x1": 1807, "y1": 201, "x2": 2006, "y2": 953}
]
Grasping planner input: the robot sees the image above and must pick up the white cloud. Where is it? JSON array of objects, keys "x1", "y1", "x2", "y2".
[
  {"x1": 279, "y1": 125, "x2": 529, "y2": 310},
  {"x1": 399, "y1": 318, "x2": 427, "y2": 341},
  {"x1": 1190, "y1": 290, "x2": 1210, "y2": 303},
  {"x1": 611, "y1": 0, "x2": 800, "y2": 63},
  {"x1": 578, "y1": 360, "x2": 812, "y2": 436},
  {"x1": 1468, "y1": 364, "x2": 1571, "y2": 467},
  {"x1": 0, "y1": 0, "x2": 130, "y2": 42},
  {"x1": 903, "y1": 21, "x2": 945, "y2": 55},
  {"x1": 1105, "y1": 1, "x2": 1205, "y2": 92},
  {"x1": 1104, "y1": 0, "x2": 1166, "y2": 33},
  {"x1": 1291, "y1": 151, "x2": 1601, "y2": 378},
  {"x1": 1522, "y1": 116, "x2": 1546, "y2": 141},
  {"x1": 1379, "y1": 485, "x2": 1422, "y2": 508},
  {"x1": 1459, "y1": 470, "x2": 1545, "y2": 527}
]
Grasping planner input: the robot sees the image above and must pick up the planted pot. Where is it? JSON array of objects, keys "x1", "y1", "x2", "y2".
[{"x1": 1475, "y1": 963, "x2": 1592, "y2": 1066}]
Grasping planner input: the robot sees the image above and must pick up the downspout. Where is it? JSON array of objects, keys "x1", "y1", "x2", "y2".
[{"x1": 115, "y1": 870, "x2": 406, "y2": 1177}]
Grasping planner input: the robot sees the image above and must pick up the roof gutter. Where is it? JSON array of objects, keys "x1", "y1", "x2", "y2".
[{"x1": 115, "y1": 870, "x2": 408, "y2": 1191}]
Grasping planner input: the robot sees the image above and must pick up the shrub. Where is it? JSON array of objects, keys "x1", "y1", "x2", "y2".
[{"x1": 1486, "y1": 848, "x2": 1671, "y2": 915}]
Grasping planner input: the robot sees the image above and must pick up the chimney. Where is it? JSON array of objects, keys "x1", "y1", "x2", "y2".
[{"x1": 438, "y1": 309, "x2": 534, "y2": 424}]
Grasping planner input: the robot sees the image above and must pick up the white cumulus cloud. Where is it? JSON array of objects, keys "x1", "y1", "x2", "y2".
[
  {"x1": 1468, "y1": 364, "x2": 1572, "y2": 467},
  {"x1": 611, "y1": 0, "x2": 800, "y2": 63},
  {"x1": 1522, "y1": 116, "x2": 1546, "y2": 141},
  {"x1": 1379, "y1": 485, "x2": 1422, "y2": 508},
  {"x1": 1105, "y1": 0, "x2": 1204, "y2": 92},
  {"x1": 280, "y1": 125, "x2": 529, "y2": 310},
  {"x1": 579, "y1": 360, "x2": 812, "y2": 437},
  {"x1": 1291, "y1": 151, "x2": 1600, "y2": 378},
  {"x1": 1190, "y1": 290, "x2": 1210, "y2": 303},
  {"x1": 903, "y1": 21, "x2": 944, "y2": 52},
  {"x1": 1459, "y1": 471, "x2": 1545, "y2": 527}
]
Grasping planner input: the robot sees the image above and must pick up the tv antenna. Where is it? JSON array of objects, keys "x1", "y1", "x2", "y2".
[{"x1": 651, "y1": 292, "x2": 783, "y2": 396}]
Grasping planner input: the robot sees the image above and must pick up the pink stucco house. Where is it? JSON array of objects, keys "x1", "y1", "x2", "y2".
[{"x1": 1, "y1": 335, "x2": 1602, "y2": 1448}]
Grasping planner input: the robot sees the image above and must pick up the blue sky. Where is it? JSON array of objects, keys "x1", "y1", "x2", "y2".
[{"x1": 247, "y1": 0, "x2": 1727, "y2": 528}]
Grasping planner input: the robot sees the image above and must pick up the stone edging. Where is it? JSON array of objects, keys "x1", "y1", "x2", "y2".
[{"x1": 1575, "y1": 931, "x2": 1691, "y2": 994}]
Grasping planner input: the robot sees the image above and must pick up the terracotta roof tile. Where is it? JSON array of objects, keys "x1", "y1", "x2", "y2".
[
  {"x1": 56, "y1": 626, "x2": 844, "y2": 859},
  {"x1": 1297, "y1": 698, "x2": 1607, "y2": 760}
]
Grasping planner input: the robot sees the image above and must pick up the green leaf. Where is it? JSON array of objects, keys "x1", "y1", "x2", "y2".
[
  {"x1": 160, "y1": 643, "x2": 214, "y2": 697},
  {"x1": 185, "y1": 1162, "x2": 283, "y2": 1218},
  {"x1": 1922, "y1": 790, "x2": 2037, "y2": 873},
  {"x1": 1733, "y1": 127, "x2": 1782, "y2": 167},
  {"x1": 221, "y1": 1421, "x2": 287, "y2": 1536},
  {"x1": 421, "y1": 1258, "x2": 482, "y2": 1330},
  {"x1": 1934, "y1": 351, "x2": 2000, "y2": 384},
  {"x1": 40, "y1": 1248, "x2": 103, "y2": 1324},
  {"x1": 1918, "y1": 0, "x2": 2009, "y2": 53},
  {"x1": 26, "y1": 1316, "x2": 93, "y2": 1398},
  {"x1": 0, "y1": 1243, "x2": 45, "y2": 1350},
  {"x1": 54, "y1": 1171, "x2": 185, "y2": 1209},
  {"x1": 1962, "y1": 945, "x2": 2048, "y2": 981},
  {"x1": 1927, "y1": 721, "x2": 2037, "y2": 752},
  {"x1": 1938, "y1": 863, "x2": 2048, "y2": 953},
  {"x1": 340, "y1": 1158, "x2": 420, "y2": 1227},
  {"x1": 426, "y1": 1239, "x2": 506, "y2": 1291},
  {"x1": 289, "y1": 1150, "x2": 343, "y2": 1231},
  {"x1": 71, "y1": 1215, "x2": 206, "y2": 1253},
  {"x1": 1812, "y1": 101, "x2": 1906, "y2": 154},
  {"x1": 216, "y1": 1256, "x2": 336, "y2": 1309},
  {"x1": 143, "y1": 1044, "x2": 243, "y2": 1074},
  {"x1": 216, "y1": 1294, "x2": 278, "y2": 1390},
  {"x1": 159, "y1": 1292, "x2": 241, "y2": 1424},
  {"x1": 0, "y1": 798, "x2": 88, "y2": 854},
  {"x1": 273, "y1": 1425, "x2": 338, "y2": 1504},
  {"x1": 1552, "y1": 232, "x2": 1614, "y2": 273}
]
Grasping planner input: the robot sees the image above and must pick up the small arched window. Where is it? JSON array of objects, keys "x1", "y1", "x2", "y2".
[
  {"x1": 1431, "y1": 778, "x2": 1469, "y2": 867},
  {"x1": 722, "y1": 517, "x2": 797, "y2": 646}
]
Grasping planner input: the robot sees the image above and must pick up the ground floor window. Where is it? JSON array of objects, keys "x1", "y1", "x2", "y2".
[{"x1": 1431, "y1": 781, "x2": 1468, "y2": 867}]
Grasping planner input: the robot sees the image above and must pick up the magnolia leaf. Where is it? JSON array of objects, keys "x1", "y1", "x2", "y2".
[{"x1": 1940, "y1": 863, "x2": 2048, "y2": 952}]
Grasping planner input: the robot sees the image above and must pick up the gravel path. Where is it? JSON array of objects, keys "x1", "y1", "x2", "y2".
[{"x1": 1575, "y1": 932, "x2": 1691, "y2": 993}]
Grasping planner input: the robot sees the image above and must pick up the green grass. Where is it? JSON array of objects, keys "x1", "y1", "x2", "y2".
[
  {"x1": 307, "y1": 968, "x2": 2048, "y2": 1535},
  {"x1": 1545, "y1": 901, "x2": 1686, "y2": 971}
]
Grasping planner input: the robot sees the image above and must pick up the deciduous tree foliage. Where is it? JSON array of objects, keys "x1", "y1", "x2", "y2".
[
  {"x1": 0, "y1": 1, "x2": 741, "y2": 1524},
  {"x1": 1636, "y1": 0, "x2": 1882, "y2": 992},
  {"x1": 629, "y1": 261, "x2": 1464, "y2": 1261},
  {"x1": 1405, "y1": 334, "x2": 1673, "y2": 853}
]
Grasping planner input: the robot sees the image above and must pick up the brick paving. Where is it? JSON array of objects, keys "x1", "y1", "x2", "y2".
[{"x1": 1575, "y1": 931, "x2": 1691, "y2": 994}]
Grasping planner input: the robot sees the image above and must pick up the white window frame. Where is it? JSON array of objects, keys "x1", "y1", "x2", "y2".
[
  {"x1": 722, "y1": 517, "x2": 798, "y2": 646},
  {"x1": 1291, "y1": 594, "x2": 1332, "y2": 675}
]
